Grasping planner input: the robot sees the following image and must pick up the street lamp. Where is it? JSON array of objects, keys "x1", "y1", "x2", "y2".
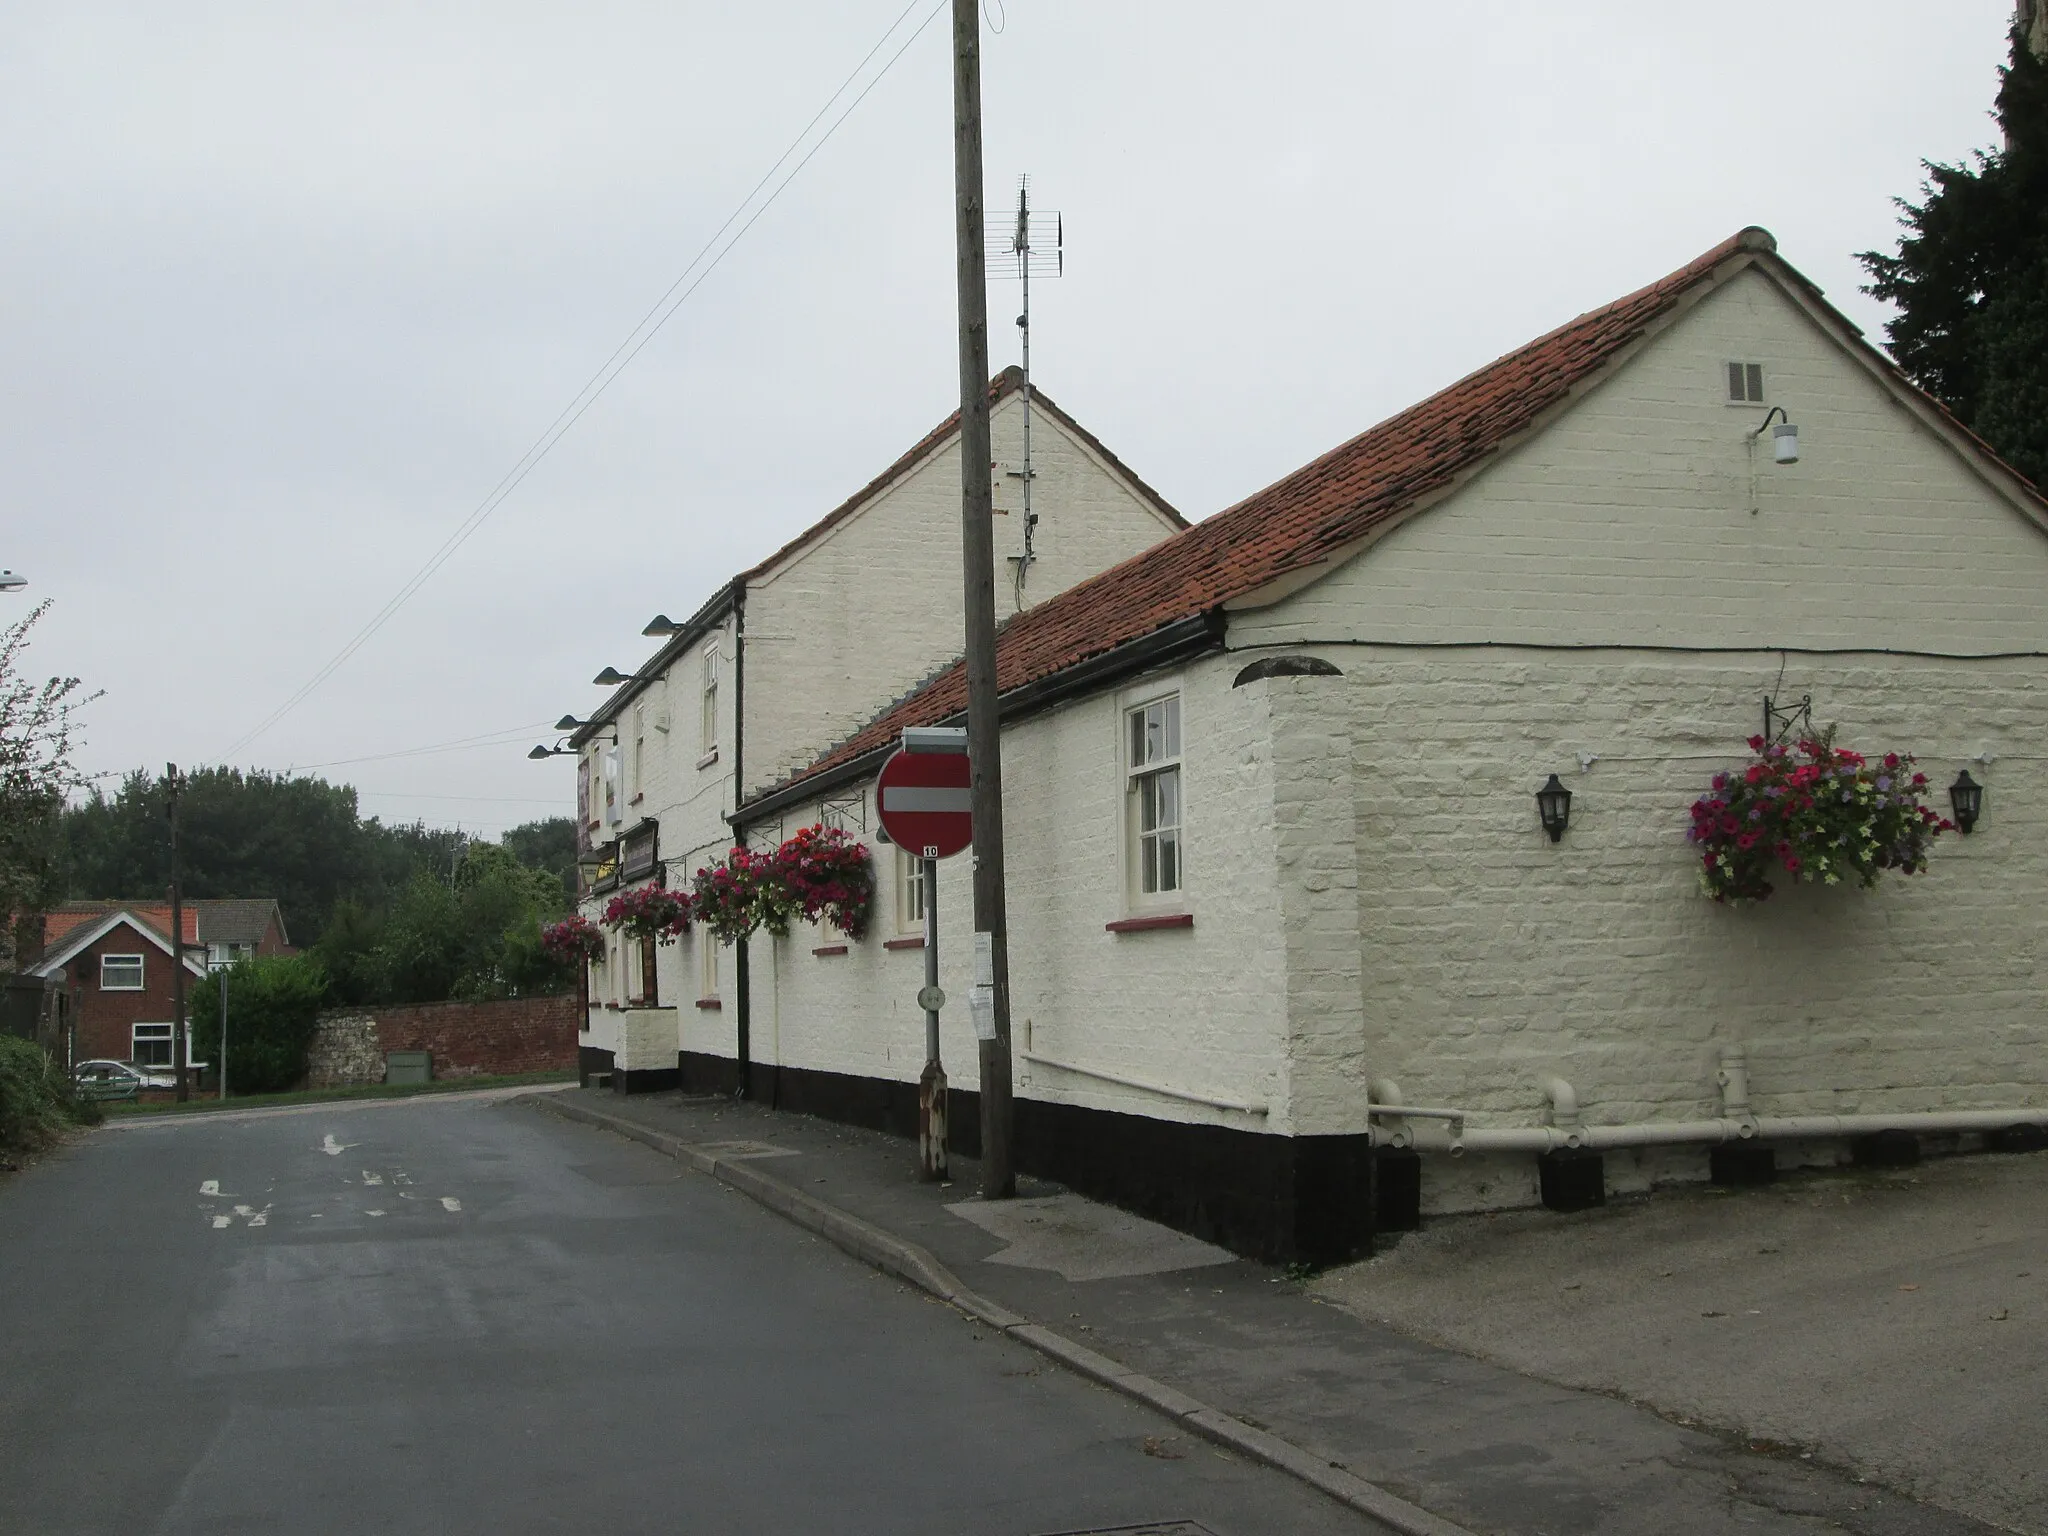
[
  {"x1": 642, "y1": 614, "x2": 682, "y2": 637},
  {"x1": 0, "y1": 570, "x2": 26, "y2": 593},
  {"x1": 592, "y1": 667, "x2": 638, "y2": 687}
]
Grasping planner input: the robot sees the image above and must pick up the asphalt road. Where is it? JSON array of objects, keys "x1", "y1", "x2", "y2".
[{"x1": 0, "y1": 1094, "x2": 1381, "y2": 1536}]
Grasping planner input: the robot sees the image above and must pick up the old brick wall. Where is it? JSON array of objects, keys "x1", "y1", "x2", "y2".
[{"x1": 364, "y1": 995, "x2": 579, "y2": 1079}]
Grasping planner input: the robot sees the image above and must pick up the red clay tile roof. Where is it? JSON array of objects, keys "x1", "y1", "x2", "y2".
[
  {"x1": 741, "y1": 367, "x2": 1186, "y2": 583},
  {"x1": 758, "y1": 229, "x2": 1778, "y2": 802}
]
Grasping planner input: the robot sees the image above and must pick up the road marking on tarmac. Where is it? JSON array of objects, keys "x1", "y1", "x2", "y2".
[
  {"x1": 211, "y1": 1215, "x2": 232, "y2": 1229},
  {"x1": 441, "y1": 1197, "x2": 462, "y2": 1212},
  {"x1": 320, "y1": 1134, "x2": 356, "y2": 1156},
  {"x1": 199, "y1": 1179, "x2": 222, "y2": 1196},
  {"x1": 361, "y1": 1171, "x2": 383, "y2": 1185}
]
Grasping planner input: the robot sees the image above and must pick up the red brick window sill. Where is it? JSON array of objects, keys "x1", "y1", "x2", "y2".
[
  {"x1": 812, "y1": 944, "x2": 848, "y2": 957},
  {"x1": 693, "y1": 997, "x2": 723, "y2": 1011},
  {"x1": 1105, "y1": 913, "x2": 1194, "y2": 934},
  {"x1": 882, "y1": 937, "x2": 925, "y2": 951}
]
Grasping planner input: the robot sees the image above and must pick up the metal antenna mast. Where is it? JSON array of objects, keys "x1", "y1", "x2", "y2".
[{"x1": 989, "y1": 176, "x2": 1061, "y2": 607}]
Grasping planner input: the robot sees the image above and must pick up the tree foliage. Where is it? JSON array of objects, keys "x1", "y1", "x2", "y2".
[
  {"x1": 310, "y1": 840, "x2": 572, "y2": 1007},
  {"x1": 59, "y1": 767, "x2": 463, "y2": 942},
  {"x1": 188, "y1": 955, "x2": 330, "y2": 1095},
  {"x1": 1860, "y1": 22, "x2": 2048, "y2": 485},
  {"x1": 1, "y1": 602, "x2": 96, "y2": 969}
]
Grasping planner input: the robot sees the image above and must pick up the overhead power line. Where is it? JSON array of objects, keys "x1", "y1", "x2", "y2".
[
  {"x1": 219, "y1": 0, "x2": 948, "y2": 761},
  {"x1": 282, "y1": 721, "x2": 555, "y2": 772}
]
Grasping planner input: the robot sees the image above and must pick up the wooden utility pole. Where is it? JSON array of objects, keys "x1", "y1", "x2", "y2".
[
  {"x1": 951, "y1": 0, "x2": 1014, "y2": 1198},
  {"x1": 165, "y1": 762, "x2": 189, "y2": 1103}
]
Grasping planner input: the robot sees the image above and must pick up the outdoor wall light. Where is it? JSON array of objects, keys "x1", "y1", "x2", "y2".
[
  {"x1": 1752, "y1": 405, "x2": 1799, "y2": 464},
  {"x1": 592, "y1": 666, "x2": 638, "y2": 686},
  {"x1": 1535, "y1": 774, "x2": 1573, "y2": 842},
  {"x1": 1949, "y1": 769, "x2": 1984, "y2": 833},
  {"x1": 528, "y1": 744, "x2": 563, "y2": 759},
  {"x1": 554, "y1": 714, "x2": 584, "y2": 732},
  {"x1": 642, "y1": 614, "x2": 682, "y2": 637}
]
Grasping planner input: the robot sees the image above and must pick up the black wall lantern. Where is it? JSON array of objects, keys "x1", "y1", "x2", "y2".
[
  {"x1": 1535, "y1": 774, "x2": 1573, "y2": 842},
  {"x1": 1949, "y1": 770, "x2": 1984, "y2": 834}
]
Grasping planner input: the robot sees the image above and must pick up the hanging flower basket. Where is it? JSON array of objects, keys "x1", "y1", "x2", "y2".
[
  {"x1": 1687, "y1": 732, "x2": 1953, "y2": 904},
  {"x1": 539, "y1": 914, "x2": 607, "y2": 964},
  {"x1": 771, "y1": 824, "x2": 875, "y2": 940},
  {"x1": 599, "y1": 884, "x2": 693, "y2": 944},
  {"x1": 691, "y1": 848, "x2": 801, "y2": 943}
]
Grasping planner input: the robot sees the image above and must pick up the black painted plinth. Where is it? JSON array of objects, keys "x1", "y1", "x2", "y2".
[
  {"x1": 1709, "y1": 1143, "x2": 1777, "y2": 1187},
  {"x1": 611, "y1": 1066, "x2": 679, "y2": 1095},
  {"x1": 667, "y1": 1052, "x2": 1372, "y2": 1266},
  {"x1": 1853, "y1": 1129, "x2": 1922, "y2": 1168},
  {"x1": 1538, "y1": 1148, "x2": 1605, "y2": 1212},
  {"x1": 577, "y1": 1046, "x2": 613, "y2": 1089},
  {"x1": 1988, "y1": 1123, "x2": 2048, "y2": 1154},
  {"x1": 1374, "y1": 1148, "x2": 1422, "y2": 1231}
]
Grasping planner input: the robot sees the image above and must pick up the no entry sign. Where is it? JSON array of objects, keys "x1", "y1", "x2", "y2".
[{"x1": 876, "y1": 747, "x2": 972, "y2": 859}]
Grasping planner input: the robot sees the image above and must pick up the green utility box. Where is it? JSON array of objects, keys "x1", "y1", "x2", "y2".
[{"x1": 385, "y1": 1051, "x2": 433, "y2": 1085}]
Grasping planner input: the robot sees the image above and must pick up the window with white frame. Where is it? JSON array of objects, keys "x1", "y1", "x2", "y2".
[
  {"x1": 897, "y1": 848, "x2": 926, "y2": 934},
  {"x1": 132, "y1": 1022, "x2": 174, "y2": 1067},
  {"x1": 1126, "y1": 693, "x2": 1183, "y2": 898},
  {"x1": 632, "y1": 706, "x2": 647, "y2": 800},
  {"x1": 698, "y1": 932, "x2": 719, "y2": 1000},
  {"x1": 101, "y1": 953, "x2": 145, "y2": 990},
  {"x1": 700, "y1": 643, "x2": 720, "y2": 755}
]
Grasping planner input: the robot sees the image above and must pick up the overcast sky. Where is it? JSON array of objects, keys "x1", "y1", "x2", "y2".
[{"x1": 2, "y1": 2, "x2": 2020, "y2": 839}]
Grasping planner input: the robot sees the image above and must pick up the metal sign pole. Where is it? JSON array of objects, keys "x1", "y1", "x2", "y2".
[{"x1": 918, "y1": 853, "x2": 947, "y2": 1181}]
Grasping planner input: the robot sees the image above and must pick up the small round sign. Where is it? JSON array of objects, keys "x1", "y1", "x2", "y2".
[
  {"x1": 916, "y1": 984, "x2": 946, "y2": 1012},
  {"x1": 876, "y1": 747, "x2": 973, "y2": 860}
]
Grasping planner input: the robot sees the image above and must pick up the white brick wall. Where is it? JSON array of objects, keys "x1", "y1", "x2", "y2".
[
  {"x1": 1329, "y1": 648, "x2": 2047, "y2": 1210},
  {"x1": 758, "y1": 652, "x2": 1304, "y2": 1136},
  {"x1": 1230, "y1": 268, "x2": 2048, "y2": 652},
  {"x1": 743, "y1": 395, "x2": 1182, "y2": 798}
]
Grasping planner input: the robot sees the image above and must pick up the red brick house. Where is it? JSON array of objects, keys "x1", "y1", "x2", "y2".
[{"x1": 26, "y1": 900, "x2": 293, "y2": 1068}]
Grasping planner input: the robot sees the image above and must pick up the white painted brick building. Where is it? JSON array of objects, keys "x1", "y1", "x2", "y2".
[
  {"x1": 568, "y1": 371, "x2": 1184, "y2": 1092},
  {"x1": 726, "y1": 229, "x2": 2048, "y2": 1264}
]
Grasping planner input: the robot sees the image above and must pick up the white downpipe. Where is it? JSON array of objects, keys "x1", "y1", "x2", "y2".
[
  {"x1": 1369, "y1": 1049, "x2": 2047, "y2": 1157},
  {"x1": 1022, "y1": 1050, "x2": 1269, "y2": 1116}
]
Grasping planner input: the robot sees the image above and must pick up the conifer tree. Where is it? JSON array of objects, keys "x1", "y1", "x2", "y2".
[{"x1": 1860, "y1": 19, "x2": 2048, "y2": 485}]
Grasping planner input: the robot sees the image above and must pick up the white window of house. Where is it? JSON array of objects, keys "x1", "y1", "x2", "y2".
[
  {"x1": 602, "y1": 747, "x2": 622, "y2": 827},
  {"x1": 698, "y1": 933, "x2": 718, "y2": 1001},
  {"x1": 897, "y1": 848, "x2": 926, "y2": 934},
  {"x1": 132, "y1": 1022, "x2": 174, "y2": 1067},
  {"x1": 700, "y1": 643, "x2": 720, "y2": 756},
  {"x1": 101, "y1": 953, "x2": 145, "y2": 990},
  {"x1": 1126, "y1": 692, "x2": 1183, "y2": 899},
  {"x1": 632, "y1": 706, "x2": 647, "y2": 801}
]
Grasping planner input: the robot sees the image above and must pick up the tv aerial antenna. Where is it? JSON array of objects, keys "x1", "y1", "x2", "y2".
[{"x1": 987, "y1": 176, "x2": 1061, "y2": 605}]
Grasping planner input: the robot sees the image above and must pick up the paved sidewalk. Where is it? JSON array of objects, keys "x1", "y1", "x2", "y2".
[
  {"x1": 532, "y1": 1088, "x2": 2001, "y2": 1536},
  {"x1": 1316, "y1": 1156, "x2": 2048, "y2": 1536}
]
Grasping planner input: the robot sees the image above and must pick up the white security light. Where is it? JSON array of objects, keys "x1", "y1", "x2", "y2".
[{"x1": 1751, "y1": 406, "x2": 1799, "y2": 465}]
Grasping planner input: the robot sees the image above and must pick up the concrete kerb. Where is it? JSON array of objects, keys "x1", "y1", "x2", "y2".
[{"x1": 523, "y1": 1092, "x2": 1473, "y2": 1536}]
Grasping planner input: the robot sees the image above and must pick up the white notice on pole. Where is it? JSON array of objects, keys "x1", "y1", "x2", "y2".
[
  {"x1": 969, "y1": 984, "x2": 996, "y2": 1041},
  {"x1": 973, "y1": 930, "x2": 994, "y2": 988}
]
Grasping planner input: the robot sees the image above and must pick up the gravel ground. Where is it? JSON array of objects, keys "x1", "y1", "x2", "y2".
[{"x1": 1316, "y1": 1151, "x2": 2048, "y2": 1534}]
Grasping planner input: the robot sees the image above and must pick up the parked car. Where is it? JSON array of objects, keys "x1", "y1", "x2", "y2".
[{"x1": 72, "y1": 1059, "x2": 176, "y2": 1100}]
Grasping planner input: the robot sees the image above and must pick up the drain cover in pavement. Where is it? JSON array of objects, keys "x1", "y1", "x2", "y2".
[{"x1": 690, "y1": 1139, "x2": 797, "y2": 1160}]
